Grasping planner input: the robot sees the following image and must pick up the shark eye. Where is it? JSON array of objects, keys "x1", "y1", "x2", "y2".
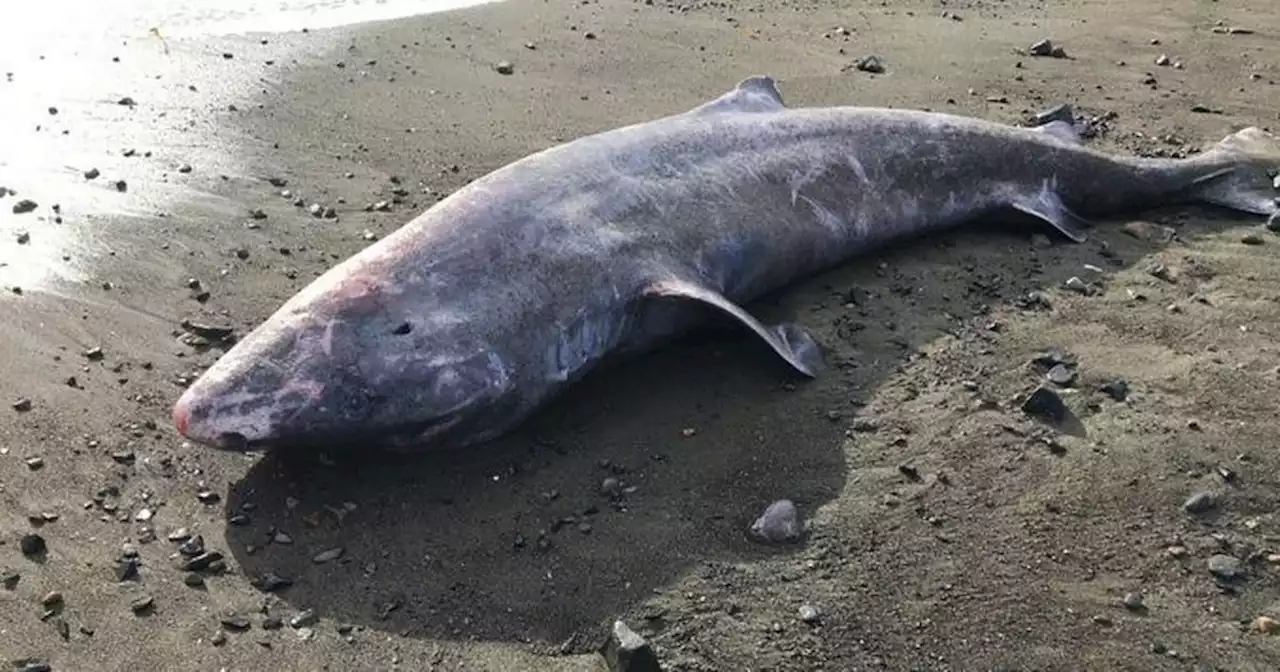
[{"x1": 392, "y1": 321, "x2": 413, "y2": 335}]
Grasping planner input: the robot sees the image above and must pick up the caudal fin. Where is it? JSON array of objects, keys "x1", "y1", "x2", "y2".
[{"x1": 1189, "y1": 127, "x2": 1280, "y2": 226}]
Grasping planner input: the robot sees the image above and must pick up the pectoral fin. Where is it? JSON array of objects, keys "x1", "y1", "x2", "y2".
[
  {"x1": 1009, "y1": 186, "x2": 1093, "y2": 243},
  {"x1": 643, "y1": 278, "x2": 823, "y2": 377}
]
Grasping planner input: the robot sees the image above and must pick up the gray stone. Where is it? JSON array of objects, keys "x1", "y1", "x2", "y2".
[
  {"x1": 1207, "y1": 554, "x2": 1243, "y2": 581},
  {"x1": 601, "y1": 620, "x2": 662, "y2": 672},
  {"x1": 1182, "y1": 491, "x2": 1216, "y2": 514},
  {"x1": 750, "y1": 499, "x2": 803, "y2": 544}
]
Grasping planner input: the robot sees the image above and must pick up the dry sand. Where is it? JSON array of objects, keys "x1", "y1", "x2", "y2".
[{"x1": 2, "y1": 0, "x2": 1280, "y2": 670}]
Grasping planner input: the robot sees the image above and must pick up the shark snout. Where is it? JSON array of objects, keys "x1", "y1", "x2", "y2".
[{"x1": 172, "y1": 385, "x2": 260, "y2": 450}]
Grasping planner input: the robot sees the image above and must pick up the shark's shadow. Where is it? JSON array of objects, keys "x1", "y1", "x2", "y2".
[{"x1": 224, "y1": 199, "x2": 1251, "y2": 651}]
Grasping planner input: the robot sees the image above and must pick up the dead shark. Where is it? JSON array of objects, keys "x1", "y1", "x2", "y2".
[{"x1": 172, "y1": 75, "x2": 1280, "y2": 452}]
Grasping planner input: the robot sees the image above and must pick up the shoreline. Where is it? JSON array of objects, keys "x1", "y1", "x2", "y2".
[{"x1": 2, "y1": 0, "x2": 1279, "y2": 670}]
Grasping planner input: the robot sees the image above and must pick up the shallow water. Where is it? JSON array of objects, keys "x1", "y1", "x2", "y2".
[
  {"x1": 0, "y1": 0, "x2": 495, "y2": 294},
  {"x1": 3, "y1": 0, "x2": 496, "y2": 57}
]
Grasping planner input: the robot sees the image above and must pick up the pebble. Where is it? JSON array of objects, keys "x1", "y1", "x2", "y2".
[
  {"x1": 853, "y1": 55, "x2": 884, "y2": 73},
  {"x1": 1254, "y1": 616, "x2": 1279, "y2": 634},
  {"x1": 1021, "y1": 386, "x2": 1068, "y2": 425},
  {"x1": 798, "y1": 604, "x2": 821, "y2": 623},
  {"x1": 221, "y1": 614, "x2": 251, "y2": 631},
  {"x1": 1046, "y1": 364, "x2": 1076, "y2": 386},
  {"x1": 494, "y1": 61, "x2": 515, "y2": 75},
  {"x1": 1029, "y1": 39, "x2": 1067, "y2": 58},
  {"x1": 1207, "y1": 554, "x2": 1243, "y2": 581},
  {"x1": 20, "y1": 533, "x2": 46, "y2": 556},
  {"x1": 25, "y1": 456, "x2": 43, "y2": 469},
  {"x1": 1156, "y1": 54, "x2": 1171, "y2": 66},
  {"x1": 289, "y1": 609, "x2": 318, "y2": 628},
  {"x1": 16, "y1": 664, "x2": 51, "y2": 672},
  {"x1": 13, "y1": 398, "x2": 33, "y2": 412},
  {"x1": 211, "y1": 629, "x2": 227, "y2": 646},
  {"x1": 130, "y1": 595, "x2": 154, "y2": 614},
  {"x1": 1122, "y1": 592, "x2": 1145, "y2": 611},
  {"x1": 254, "y1": 572, "x2": 292, "y2": 592},
  {"x1": 1034, "y1": 103, "x2": 1073, "y2": 126},
  {"x1": 1182, "y1": 491, "x2": 1216, "y2": 514},
  {"x1": 749, "y1": 499, "x2": 803, "y2": 544},
  {"x1": 2, "y1": 569, "x2": 20, "y2": 589},
  {"x1": 12, "y1": 199, "x2": 37, "y2": 214},
  {"x1": 313, "y1": 547, "x2": 344, "y2": 564},
  {"x1": 41, "y1": 590, "x2": 63, "y2": 607},
  {"x1": 308, "y1": 203, "x2": 323, "y2": 217},
  {"x1": 84, "y1": 168, "x2": 100, "y2": 180},
  {"x1": 1241, "y1": 233, "x2": 1264, "y2": 245},
  {"x1": 183, "y1": 573, "x2": 205, "y2": 588},
  {"x1": 600, "y1": 620, "x2": 661, "y2": 672},
  {"x1": 1099, "y1": 379, "x2": 1129, "y2": 402}
]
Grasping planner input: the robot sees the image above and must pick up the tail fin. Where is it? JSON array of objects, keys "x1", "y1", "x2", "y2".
[{"x1": 1189, "y1": 127, "x2": 1280, "y2": 226}]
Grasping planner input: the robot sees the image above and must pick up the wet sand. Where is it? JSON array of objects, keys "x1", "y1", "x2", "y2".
[{"x1": 3, "y1": 0, "x2": 1280, "y2": 670}]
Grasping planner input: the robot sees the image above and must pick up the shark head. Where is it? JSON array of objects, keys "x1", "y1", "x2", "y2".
[{"x1": 171, "y1": 267, "x2": 513, "y2": 452}]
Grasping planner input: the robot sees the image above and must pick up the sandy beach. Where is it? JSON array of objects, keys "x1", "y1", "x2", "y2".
[{"x1": 3, "y1": 0, "x2": 1280, "y2": 670}]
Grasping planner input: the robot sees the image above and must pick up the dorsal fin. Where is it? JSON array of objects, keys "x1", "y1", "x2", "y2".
[{"x1": 687, "y1": 75, "x2": 787, "y2": 116}]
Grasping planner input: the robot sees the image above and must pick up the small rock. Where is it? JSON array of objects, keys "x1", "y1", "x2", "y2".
[
  {"x1": 129, "y1": 595, "x2": 154, "y2": 614},
  {"x1": 12, "y1": 199, "x2": 37, "y2": 214},
  {"x1": 84, "y1": 168, "x2": 100, "y2": 180},
  {"x1": 180, "y1": 551, "x2": 223, "y2": 572},
  {"x1": 1207, "y1": 554, "x2": 1243, "y2": 581},
  {"x1": 196, "y1": 490, "x2": 221, "y2": 504},
  {"x1": 1254, "y1": 616, "x2": 1279, "y2": 634},
  {"x1": 289, "y1": 609, "x2": 317, "y2": 628},
  {"x1": 798, "y1": 604, "x2": 821, "y2": 623},
  {"x1": 254, "y1": 572, "x2": 293, "y2": 592},
  {"x1": 600, "y1": 620, "x2": 661, "y2": 672},
  {"x1": 118, "y1": 96, "x2": 136, "y2": 106},
  {"x1": 313, "y1": 547, "x2": 344, "y2": 564},
  {"x1": 1156, "y1": 54, "x2": 1171, "y2": 66},
  {"x1": 184, "y1": 573, "x2": 205, "y2": 588},
  {"x1": 1046, "y1": 364, "x2": 1076, "y2": 386},
  {"x1": 25, "y1": 456, "x2": 43, "y2": 469},
  {"x1": 1021, "y1": 386, "x2": 1068, "y2": 425},
  {"x1": 1241, "y1": 233, "x2": 1264, "y2": 246},
  {"x1": 1034, "y1": 103, "x2": 1074, "y2": 127},
  {"x1": 1122, "y1": 592, "x2": 1145, "y2": 611},
  {"x1": 1063, "y1": 276, "x2": 1095, "y2": 294},
  {"x1": 1182, "y1": 491, "x2": 1216, "y2": 514},
  {"x1": 12, "y1": 398, "x2": 33, "y2": 412},
  {"x1": 248, "y1": 208, "x2": 267, "y2": 220},
  {"x1": 41, "y1": 590, "x2": 63, "y2": 607},
  {"x1": 852, "y1": 54, "x2": 884, "y2": 73},
  {"x1": 1029, "y1": 39, "x2": 1065, "y2": 57},
  {"x1": 1092, "y1": 614, "x2": 1112, "y2": 626},
  {"x1": 15, "y1": 663, "x2": 51, "y2": 672},
  {"x1": 2, "y1": 569, "x2": 20, "y2": 589},
  {"x1": 221, "y1": 614, "x2": 252, "y2": 631},
  {"x1": 211, "y1": 629, "x2": 227, "y2": 646},
  {"x1": 749, "y1": 499, "x2": 803, "y2": 544},
  {"x1": 494, "y1": 61, "x2": 515, "y2": 75},
  {"x1": 20, "y1": 533, "x2": 46, "y2": 556},
  {"x1": 114, "y1": 180, "x2": 127, "y2": 192},
  {"x1": 1099, "y1": 379, "x2": 1129, "y2": 402}
]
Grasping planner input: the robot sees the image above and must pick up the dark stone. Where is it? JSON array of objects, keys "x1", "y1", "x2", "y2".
[
  {"x1": 1099, "y1": 379, "x2": 1129, "y2": 401},
  {"x1": 601, "y1": 620, "x2": 662, "y2": 672},
  {"x1": 20, "y1": 533, "x2": 46, "y2": 557},
  {"x1": 1021, "y1": 386, "x2": 1068, "y2": 425}
]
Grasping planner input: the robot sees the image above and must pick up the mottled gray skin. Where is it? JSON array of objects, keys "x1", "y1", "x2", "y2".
[{"x1": 172, "y1": 76, "x2": 1280, "y2": 452}]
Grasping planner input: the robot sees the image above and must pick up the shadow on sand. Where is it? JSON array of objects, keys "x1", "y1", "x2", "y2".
[{"x1": 223, "y1": 197, "x2": 1251, "y2": 651}]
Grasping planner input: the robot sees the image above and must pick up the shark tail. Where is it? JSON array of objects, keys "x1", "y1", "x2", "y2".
[{"x1": 1187, "y1": 127, "x2": 1280, "y2": 226}]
